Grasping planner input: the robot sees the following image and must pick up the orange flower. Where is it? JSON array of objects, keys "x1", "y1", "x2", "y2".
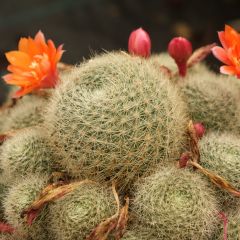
[
  {"x1": 3, "y1": 31, "x2": 64, "y2": 98},
  {"x1": 212, "y1": 25, "x2": 240, "y2": 78}
]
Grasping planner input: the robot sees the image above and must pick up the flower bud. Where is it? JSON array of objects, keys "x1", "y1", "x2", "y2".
[
  {"x1": 193, "y1": 122, "x2": 205, "y2": 139},
  {"x1": 128, "y1": 27, "x2": 151, "y2": 58},
  {"x1": 168, "y1": 37, "x2": 192, "y2": 76}
]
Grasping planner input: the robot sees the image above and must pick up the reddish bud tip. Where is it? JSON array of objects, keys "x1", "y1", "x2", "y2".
[
  {"x1": 168, "y1": 37, "x2": 192, "y2": 76},
  {"x1": 179, "y1": 152, "x2": 190, "y2": 168},
  {"x1": 193, "y1": 122, "x2": 205, "y2": 139},
  {"x1": 128, "y1": 27, "x2": 151, "y2": 58}
]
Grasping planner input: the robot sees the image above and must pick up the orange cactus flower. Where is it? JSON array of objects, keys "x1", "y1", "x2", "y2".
[
  {"x1": 3, "y1": 31, "x2": 64, "y2": 98},
  {"x1": 212, "y1": 25, "x2": 240, "y2": 78}
]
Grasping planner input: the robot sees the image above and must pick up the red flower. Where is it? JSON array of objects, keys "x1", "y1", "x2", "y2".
[
  {"x1": 3, "y1": 31, "x2": 64, "y2": 98},
  {"x1": 128, "y1": 28, "x2": 151, "y2": 58},
  {"x1": 212, "y1": 25, "x2": 240, "y2": 78}
]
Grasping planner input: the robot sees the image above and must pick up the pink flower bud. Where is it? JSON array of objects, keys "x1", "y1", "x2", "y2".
[
  {"x1": 179, "y1": 152, "x2": 190, "y2": 168},
  {"x1": 168, "y1": 37, "x2": 192, "y2": 77},
  {"x1": 193, "y1": 122, "x2": 205, "y2": 139},
  {"x1": 128, "y1": 28, "x2": 151, "y2": 58}
]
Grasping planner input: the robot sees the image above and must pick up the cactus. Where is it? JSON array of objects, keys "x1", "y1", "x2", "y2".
[
  {"x1": 119, "y1": 224, "x2": 157, "y2": 240},
  {"x1": 0, "y1": 95, "x2": 47, "y2": 134},
  {"x1": 47, "y1": 182, "x2": 116, "y2": 240},
  {"x1": 199, "y1": 132, "x2": 240, "y2": 210},
  {"x1": 3, "y1": 174, "x2": 49, "y2": 240},
  {"x1": 45, "y1": 52, "x2": 189, "y2": 188},
  {"x1": 132, "y1": 166, "x2": 219, "y2": 240},
  {"x1": 149, "y1": 53, "x2": 177, "y2": 72},
  {"x1": 0, "y1": 127, "x2": 57, "y2": 184},
  {"x1": 181, "y1": 71, "x2": 240, "y2": 132},
  {"x1": 0, "y1": 235, "x2": 20, "y2": 240},
  {"x1": 0, "y1": 183, "x2": 8, "y2": 220}
]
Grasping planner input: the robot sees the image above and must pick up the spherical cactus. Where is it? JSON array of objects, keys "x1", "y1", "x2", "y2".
[
  {"x1": 148, "y1": 53, "x2": 177, "y2": 72},
  {"x1": 199, "y1": 132, "x2": 240, "y2": 210},
  {"x1": 47, "y1": 182, "x2": 116, "y2": 240},
  {"x1": 0, "y1": 94, "x2": 47, "y2": 133},
  {"x1": 45, "y1": 52, "x2": 189, "y2": 189},
  {"x1": 0, "y1": 127, "x2": 57, "y2": 184},
  {"x1": 3, "y1": 174, "x2": 49, "y2": 240},
  {"x1": 181, "y1": 71, "x2": 240, "y2": 132},
  {"x1": 132, "y1": 166, "x2": 219, "y2": 240}
]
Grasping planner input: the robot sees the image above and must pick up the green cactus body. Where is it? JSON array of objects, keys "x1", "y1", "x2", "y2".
[
  {"x1": 200, "y1": 132, "x2": 240, "y2": 210},
  {"x1": 149, "y1": 53, "x2": 177, "y2": 72},
  {"x1": 132, "y1": 167, "x2": 219, "y2": 240},
  {"x1": 47, "y1": 182, "x2": 116, "y2": 240},
  {"x1": 0, "y1": 95, "x2": 47, "y2": 134},
  {"x1": 119, "y1": 225, "x2": 157, "y2": 240},
  {"x1": 3, "y1": 174, "x2": 49, "y2": 240},
  {"x1": 0, "y1": 127, "x2": 56, "y2": 184},
  {"x1": 182, "y1": 71, "x2": 240, "y2": 132},
  {"x1": 0, "y1": 183, "x2": 8, "y2": 220},
  {"x1": 45, "y1": 52, "x2": 189, "y2": 189}
]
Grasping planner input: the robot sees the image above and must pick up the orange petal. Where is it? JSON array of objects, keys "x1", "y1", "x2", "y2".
[
  {"x1": 220, "y1": 65, "x2": 236, "y2": 75},
  {"x1": 5, "y1": 51, "x2": 31, "y2": 69},
  {"x1": 35, "y1": 31, "x2": 48, "y2": 53},
  {"x1": 3, "y1": 73, "x2": 35, "y2": 85},
  {"x1": 34, "y1": 31, "x2": 46, "y2": 45},
  {"x1": 47, "y1": 40, "x2": 57, "y2": 64},
  {"x1": 224, "y1": 25, "x2": 240, "y2": 47},
  {"x1": 27, "y1": 38, "x2": 42, "y2": 56},
  {"x1": 18, "y1": 38, "x2": 29, "y2": 53},
  {"x1": 211, "y1": 46, "x2": 232, "y2": 65},
  {"x1": 218, "y1": 31, "x2": 227, "y2": 49},
  {"x1": 55, "y1": 45, "x2": 64, "y2": 63}
]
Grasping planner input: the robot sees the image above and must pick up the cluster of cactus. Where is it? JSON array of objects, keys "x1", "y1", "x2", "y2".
[{"x1": 0, "y1": 49, "x2": 240, "y2": 240}]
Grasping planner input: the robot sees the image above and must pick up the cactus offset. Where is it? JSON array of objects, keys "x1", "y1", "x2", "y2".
[
  {"x1": 132, "y1": 166, "x2": 219, "y2": 239},
  {"x1": 182, "y1": 71, "x2": 240, "y2": 132},
  {"x1": 3, "y1": 174, "x2": 49, "y2": 240},
  {"x1": 47, "y1": 182, "x2": 116, "y2": 240},
  {"x1": 200, "y1": 132, "x2": 240, "y2": 210},
  {"x1": 0, "y1": 127, "x2": 57, "y2": 184},
  {"x1": 0, "y1": 95, "x2": 47, "y2": 133}
]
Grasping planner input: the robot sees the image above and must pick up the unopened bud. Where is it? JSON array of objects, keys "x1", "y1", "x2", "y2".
[
  {"x1": 168, "y1": 37, "x2": 192, "y2": 76},
  {"x1": 128, "y1": 27, "x2": 151, "y2": 58},
  {"x1": 193, "y1": 122, "x2": 205, "y2": 139}
]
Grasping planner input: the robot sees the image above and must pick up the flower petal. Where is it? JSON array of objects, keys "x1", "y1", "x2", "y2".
[
  {"x1": 18, "y1": 38, "x2": 29, "y2": 53},
  {"x1": 220, "y1": 65, "x2": 236, "y2": 75},
  {"x1": 224, "y1": 25, "x2": 240, "y2": 47},
  {"x1": 212, "y1": 46, "x2": 232, "y2": 65},
  {"x1": 5, "y1": 51, "x2": 31, "y2": 69}
]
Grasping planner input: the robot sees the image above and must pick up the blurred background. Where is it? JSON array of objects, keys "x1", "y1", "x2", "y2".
[{"x1": 0, "y1": 0, "x2": 240, "y2": 102}]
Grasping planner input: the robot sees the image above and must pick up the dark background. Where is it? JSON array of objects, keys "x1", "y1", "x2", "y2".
[{"x1": 0, "y1": 0, "x2": 240, "y2": 102}]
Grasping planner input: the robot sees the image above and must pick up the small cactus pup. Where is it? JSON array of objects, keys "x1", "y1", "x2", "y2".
[
  {"x1": 47, "y1": 182, "x2": 116, "y2": 240},
  {"x1": 132, "y1": 166, "x2": 219, "y2": 240},
  {"x1": 181, "y1": 70, "x2": 240, "y2": 133},
  {"x1": 3, "y1": 174, "x2": 49, "y2": 240},
  {"x1": 0, "y1": 94, "x2": 48, "y2": 134},
  {"x1": 45, "y1": 51, "x2": 189, "y2": 189},
  {"x1": 199, "y1": 132, "x2": 240, "y2": 210},
  {"x1": 0, "y1": 127, "x2": 57, "y2": 184}
]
